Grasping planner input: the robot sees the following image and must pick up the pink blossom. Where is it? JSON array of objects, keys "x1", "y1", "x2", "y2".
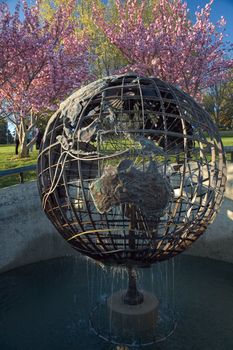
[
  {"x1": 93, "y1": 0, "x2": 233, "y2": 99},
  {"x1": 0, "y1": 0, "x2": 92, "y2": 121}
]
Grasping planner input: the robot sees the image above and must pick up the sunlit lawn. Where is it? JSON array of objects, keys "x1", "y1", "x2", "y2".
[
  {"x1": 221, "y1": 136, "x2": 233, "y2": 146},
  {"x1": 0, "y1": 144, "x2": 38, "y2": 169},
  {"x1": 0, "y1": 135, "x2": 232, "y2": 188},
  {"x1": 0, "y1": 144, "x2": 39, "y2": 188}
]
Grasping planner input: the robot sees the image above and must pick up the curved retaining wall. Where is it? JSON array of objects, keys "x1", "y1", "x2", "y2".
[
  {"x1": 183, "y1": 163, "x2": 233, "y2": 263},
  {"x1": 0, "y1": 165, "x2": 232, "y2": 273},
  {"x1": 0, "y1": 182, "x2": 74, "y2": 273}
]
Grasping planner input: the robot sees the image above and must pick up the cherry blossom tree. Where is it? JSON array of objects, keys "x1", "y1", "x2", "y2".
[
  {"x1": 39, "y1": 0, "x2": 159, "y2": 78},
  {"x1": 0, "y1": 1, "x2": 91, "y2": 157},
  {"x1": 93, "y1": 0, "x2": 233, "y2": 99}
]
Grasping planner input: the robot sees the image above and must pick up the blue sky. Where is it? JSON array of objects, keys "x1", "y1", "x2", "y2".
[
  {"x1": 2, "y1": 0, "x2": 233, "y2": 44},
  {"x1": 186, "y1": 0, "x2": 233, "y2": 43}
]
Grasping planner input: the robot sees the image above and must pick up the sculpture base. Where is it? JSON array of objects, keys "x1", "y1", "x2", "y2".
[
  {"x1": 89, "y1": 291, "x2": 177, "y2": 347},
  {"x1": 107, "y1": 290, "x2": 159, "y2": 340}
]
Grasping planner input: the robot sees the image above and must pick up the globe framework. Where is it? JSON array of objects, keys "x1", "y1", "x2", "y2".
[{"x1": 37, "y1": 74, "x2": 226, "y2": 267}]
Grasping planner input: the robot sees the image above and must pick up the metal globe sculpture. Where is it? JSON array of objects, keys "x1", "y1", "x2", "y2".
[{"x1": 37, "y1": 74, "x2": 226, "y2": 267}]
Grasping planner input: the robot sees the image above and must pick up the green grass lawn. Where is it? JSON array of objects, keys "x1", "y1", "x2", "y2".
[
  {"x1": 221, "y1": 135, "x2": 233, "y2": 146},
  {"x1": 0, "y1": 144, "x2": 38, "y2": 169},
  {"x1": 0, "y1": 144, "x2": 39, "y2": 188},
  {"x1": 0, "y1": 135, "x2": 232, "y2": 189}
]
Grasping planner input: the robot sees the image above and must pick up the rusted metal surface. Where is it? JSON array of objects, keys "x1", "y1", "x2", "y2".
[
  {"x1": 37, "y1": 74, "x2": 226, "y2": 266},
  {"x1": 89, "y1": 160, "x2": 171, "y2": 219}
]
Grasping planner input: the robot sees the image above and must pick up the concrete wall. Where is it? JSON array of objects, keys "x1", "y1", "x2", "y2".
[
  {"x1": 0, "y1": 182, "x2": 74, "y2": 273},
  {"x1": 0, "y1": 164, "x2": 232, "y2": 273},
  {"x1": 186, "y1": 163, "x2": 233, "y2": 263}
]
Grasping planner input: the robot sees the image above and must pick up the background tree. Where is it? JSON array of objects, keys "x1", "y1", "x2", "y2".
[
  {"x1": 39, "y1": 0, "x2": 159, "y2": 77},
  {"x1": 0, "y1": 1, "x2": 91, "y2": 157},
  {"x1": 203, "y1": 78, "x2": 233, "y2": 129},
  {"x1": 93, "y1": 0, "x2": 233, "y2": 99},
  {"x1": 0, "y1": 119, "x2": 13, "y2": 144},
  {"x1": 39, "y1": 0, "x2": 127, "y2": 77}
]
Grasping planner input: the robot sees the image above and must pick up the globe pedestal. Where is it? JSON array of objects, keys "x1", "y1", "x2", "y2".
[
  {"x1": 107, "y1": 290, "x2": 159, "y2": 341},
  {"x1": 107, "y1": 268, "x2": 159, "y2": 342}
]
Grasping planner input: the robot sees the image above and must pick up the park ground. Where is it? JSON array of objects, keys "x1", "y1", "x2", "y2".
[
  {"x1": 0, "y1": 145, "x2": 38, "y2": 188},
  {"x1": 0, "y1": 135, "x2": 233, "y2": 188}
]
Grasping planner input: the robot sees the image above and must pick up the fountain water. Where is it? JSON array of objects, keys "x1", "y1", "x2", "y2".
[{"x1": 1, "y1": 254, "x2": 233, "y2": 349}]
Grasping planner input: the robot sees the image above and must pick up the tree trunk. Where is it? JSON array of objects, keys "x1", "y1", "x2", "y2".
[
  {"x1": 17, "y1": 118, "x2": 30, "y2": 158},
  {"x1": 19, "y1": 141, "x2": 29, "y2": 158}
]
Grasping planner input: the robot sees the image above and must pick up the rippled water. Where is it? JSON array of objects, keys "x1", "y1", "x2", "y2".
[{"x1": 0, "y1": 255, "x2": 233, "y2": 350}]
